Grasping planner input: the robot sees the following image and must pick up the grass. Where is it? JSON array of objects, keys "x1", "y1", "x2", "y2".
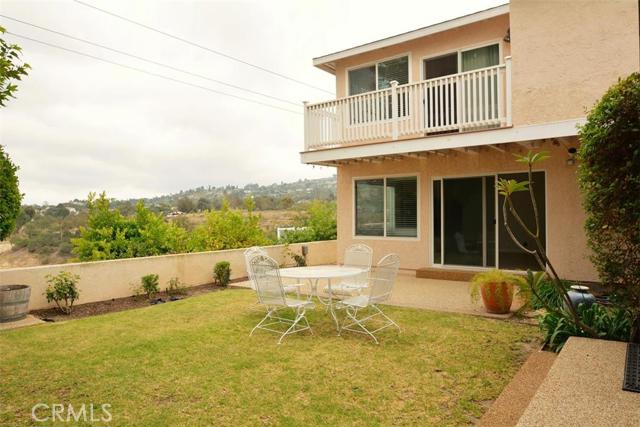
[{"x1": 0, "y1": 289, "x2": 540, "y2": 426}]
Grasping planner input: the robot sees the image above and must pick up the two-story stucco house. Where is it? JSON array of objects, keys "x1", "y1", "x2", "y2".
[{"x1": 301, "y1": 1, "x2": 640, "y2": 282}]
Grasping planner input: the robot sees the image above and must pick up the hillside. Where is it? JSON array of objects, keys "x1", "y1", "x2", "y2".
[{"x1": 1, "y1": 175, "x2": 336, "y2": 268}]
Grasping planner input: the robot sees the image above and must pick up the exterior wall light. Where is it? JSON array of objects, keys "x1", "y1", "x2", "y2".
[{"x1": 566, "y1": 147, "x2": 577, "y2": 165}]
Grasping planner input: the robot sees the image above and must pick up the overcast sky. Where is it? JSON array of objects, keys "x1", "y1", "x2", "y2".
[{"x1": 1, "y1": 0, "x2": 503, "y2": 204}]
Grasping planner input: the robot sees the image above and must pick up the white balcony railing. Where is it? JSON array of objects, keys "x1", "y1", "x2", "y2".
[{"x1": 304, "y1": 57, "x2": 512, "y2": 151}]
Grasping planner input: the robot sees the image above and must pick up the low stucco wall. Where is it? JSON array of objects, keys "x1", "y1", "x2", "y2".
[{"x1": 0, "y1": 241, "x2": 337, "y2": 311}]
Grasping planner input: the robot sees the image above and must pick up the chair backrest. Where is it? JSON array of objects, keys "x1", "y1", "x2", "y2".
[
  {"x1": 368, "y1": 254, "x2": 400, "y2": 304},
  {"x1": 344, "y1": 244, "x2": 373, "y2": 286},
  {"x1": 244, "y1": 246, "x2": 266, "y2": 289},
  {"x1": 343, "y1": 244, "x2": 373, "y2": 269},
  {"x1": 249, "y1": 254, "x2": 286, "y2": 307}
]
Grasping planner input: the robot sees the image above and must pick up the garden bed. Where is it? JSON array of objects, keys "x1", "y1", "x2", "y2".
[{"x1": 30, "y1": 279, "x2": 245, "y2": 321}]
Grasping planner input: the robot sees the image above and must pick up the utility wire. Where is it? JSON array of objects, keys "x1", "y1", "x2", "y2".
[
  {"x1": 72, "y1": 0, "x2": 334, "y2": 95},
  {"x1": 0, "y1": 14, "x2": 300, "y2": 107},
  {"x1": 6, "y1": 32, "x2": 303, "y2": 115}
]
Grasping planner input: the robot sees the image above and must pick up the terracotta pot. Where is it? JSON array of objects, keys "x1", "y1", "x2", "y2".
[{"x1": 480, "y1": 281, "x2": 513, "y2": 314}]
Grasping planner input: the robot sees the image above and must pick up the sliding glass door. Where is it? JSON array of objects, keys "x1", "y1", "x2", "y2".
[
  {"x1": 497, "y1": 172, "x2": 546, "y2": 270},
  {"x1": 432, "y1": 173, "x2": 545, "y2": 270}
]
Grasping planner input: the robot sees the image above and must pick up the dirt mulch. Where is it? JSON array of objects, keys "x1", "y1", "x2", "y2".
[{"x1": 30, "y1": 279, "x2": 246, "y2": 322}]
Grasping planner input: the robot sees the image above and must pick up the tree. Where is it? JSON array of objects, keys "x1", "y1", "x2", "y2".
[
  {"x1": 0, "y1": 26, "x2": 31, "y2": 107},
  {"x1": 72, "y1": 193, "x2": 189, "y2": 261},
  {"x1": 497, "y1": 151, "x2": 598, "y2": 339},
  {"x1": 196, "y1": 197, "x2": 210, "y2": 211},
  {"x1": 578, "y1": 72, "x2": 640, "y2": 343},
  {"x1": 189, "y1": 198, "x2": 269, "y2": 251},
  {"x1": 281, "y1": 200, "x2": 337, "y2": 243},
  {"x1": 0, "y1": 145, "x2": 22, "y2": 240},
  {"x1": 176, "y1": 197, "x2": 195, "y2": 213}
]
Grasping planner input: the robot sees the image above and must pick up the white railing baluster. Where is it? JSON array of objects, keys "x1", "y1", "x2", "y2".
[{"x1": 303, "y1": 63, "x2": 510, "y2": 149}]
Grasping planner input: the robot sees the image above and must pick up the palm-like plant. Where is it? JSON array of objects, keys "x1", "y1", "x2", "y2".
[{"x1": 496, "y1": 151, "x2": 598, "y2": 338}]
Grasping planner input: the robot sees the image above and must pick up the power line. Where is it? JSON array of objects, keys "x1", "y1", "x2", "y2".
[
  {"x1": 72, "y1": 0, "x2": 334, "y2": 95},
  {"x1": 6, "y1": 32, "x2": 303, "y2": 115},
  {"x1": 0, "y1": 14, "x2": 300, "y2": 107}
]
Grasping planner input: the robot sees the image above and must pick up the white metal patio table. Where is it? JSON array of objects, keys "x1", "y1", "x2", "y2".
[{"x1": 277, "y1": 265, "x2": 365, "y2": 332}]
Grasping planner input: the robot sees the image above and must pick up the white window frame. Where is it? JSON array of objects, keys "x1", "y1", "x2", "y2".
[
  {"x1": 352, "y1": 173, "x2": 420, "y2": 240},
  {"x1": 420, "y1": 39, "x2": 503, "y2": 81},
  {"x1": 429, "y1": 169, "x2": 548, "y2": 271},
  {"x1": 345, "y1": 52, "x2": 412, "y2": 97}
]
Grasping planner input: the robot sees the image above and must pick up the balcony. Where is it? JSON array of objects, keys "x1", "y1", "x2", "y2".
[{"x1": 304, "y1": 58, "x2": 512, "y2": 151}]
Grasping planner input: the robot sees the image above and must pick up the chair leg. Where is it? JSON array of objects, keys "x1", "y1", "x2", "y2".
[
  {"x1": 277, "y1": 306, "x2": 309, "y2": 344},
  {"x1": 372, "y1": 305, "x2": 401, "y2": 332},
  {"x1": 343, "y1": 306, "x2": 379, "y2": 344},
  {"x1": 250, "y1": 308, "x2": 275, "y2": 336}
]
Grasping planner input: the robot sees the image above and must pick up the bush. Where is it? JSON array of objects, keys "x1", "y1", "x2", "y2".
[
  {"x1": 0, "y1": 145, "x2": 22, "y2": 240},
  {"x1": 214, "y1": 261, "x2": 231, "y2": 286},
  {"x1": 578, "y1": 72, "x2": 640, "y2": 342},
  {"x1": 541, "y1": 304, "x2": 632, "y2": 352},
  {"x1": 140, "y1": 274, "x2": 160, "y2": 299},
  {"x1": 281, "y1": 201, "x2": 336, "y2": 243},
  {"x1": 531, "y1": 277, "x2": 570, "y2": 311},
  {"x1": 45, "y1": 271, "x2": 80, "y2": 314},
  {"x1": 166, "y1": 277, "x2": 187, "y2": 296},
  {"x1": 189, "y1": 198, "x2": 270, "y2": 251}
]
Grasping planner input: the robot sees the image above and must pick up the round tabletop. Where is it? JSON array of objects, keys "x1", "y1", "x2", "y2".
[{"x1": 278, "y1": 265, "x2": 364, "y2": 280}]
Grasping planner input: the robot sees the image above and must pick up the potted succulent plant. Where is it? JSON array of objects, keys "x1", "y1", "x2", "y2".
[{"x1": 470, "y1": 270, "x2": 528, "y2": 314}]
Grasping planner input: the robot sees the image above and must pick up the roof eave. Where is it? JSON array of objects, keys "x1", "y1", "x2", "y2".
[{"x1": 313, "y1": 3, "x2": 509, "y2": 72}]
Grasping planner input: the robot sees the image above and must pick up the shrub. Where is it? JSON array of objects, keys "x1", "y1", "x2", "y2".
[
  {"x1": 45, "y1": 271, "x2": 80, "y2": 314},
  {"x1": 541, "y1": 304, "x2": 632, "y2": 352},
  {"x1": 0, "y1": 145, "x2": 22, "y2": 240},
  {"x1": 141, "y1": 274, "x2": 160, "y2": 299},
  {"x1": 283, "y1": 244, "x2": 307, "y2": 267},
  {"x1": 578, "y1": 72, "x2": 640, "y2": 343},
  {"x1": 189, "y1": 198, "x2": 270, "y2": 251},
  {"x1": 166, "y1": 277, "x2": 187, "y2": 296},
  {"x1": 281, "y1": 201, "x2": 337, "y2": 243},
  {"x1": 531, "y1": 277, "x2": 570, "y2": 311},
  {"x1": 214, "y1": 261, "x2": 231, "y2": 286}
]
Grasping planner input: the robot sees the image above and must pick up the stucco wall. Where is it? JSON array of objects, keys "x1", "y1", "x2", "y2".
[
  {"x1": 333, "y1": 14, "x2": 511, "y2": 98},
  {"x1": 336, "y1": 139, "x2": 598, "y2": 282},
  {"x1": 0, "y1": 241, "x2": 337, "y2": 311},
  {"x1": 509, "y1": 0, "x2": 640, "y2": 125}
]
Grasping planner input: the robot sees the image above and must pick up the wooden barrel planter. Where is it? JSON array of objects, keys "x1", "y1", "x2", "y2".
[{"x1": 0, "y1": 285, "x2": 31, "y2": 323}]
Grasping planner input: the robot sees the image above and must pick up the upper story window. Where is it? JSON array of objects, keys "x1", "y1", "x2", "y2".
[
  {"x1": 423, "y1": 43, "x2": 500, "y2": 79},
  {"x1": 348, "y1": 56, "x2": 409, "y2": 96}
]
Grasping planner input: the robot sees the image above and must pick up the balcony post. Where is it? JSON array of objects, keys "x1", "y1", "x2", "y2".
[
  {"x1": 505, "y1": 56, "x2": 512, "y2": 126},
  {"x1": 390, "y1": 80, "x2": 399, "y2": 140},
  {"x1": 303, "y1": 101, "x2": 309, "y2": 150}
]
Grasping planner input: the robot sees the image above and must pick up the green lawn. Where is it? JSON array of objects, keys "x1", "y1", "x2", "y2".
[{"x1": 0, "y1": 289, "x2": 539, "y2": 426}]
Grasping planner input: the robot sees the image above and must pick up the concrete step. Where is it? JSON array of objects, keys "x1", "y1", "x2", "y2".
[
  {"x1": 415, "y1": 267, "x2": 478, "y2": 281},
  {"x1": 479, "y1": 350, "x2": 557, "y2": 427}
]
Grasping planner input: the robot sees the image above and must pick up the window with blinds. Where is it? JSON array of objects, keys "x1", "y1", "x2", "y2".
[
  {"x1": 355, "y1": 179, "x2": 384, "y2": 236},
  {"x1": 355, "y1": 176, "x2": 417, "y2": 238},
  {"x1": 348, "y1": 56, "x2": 409, "y2": 96},
  {"x1": 386, "y1": 177, "x2": 417, "y2": 237},
  {"x1": 348, "y1": 65, "x2": 376, "y2": 96},
  {"x1": 377, "y1": 56, "x2": 409, "y2": 89}
]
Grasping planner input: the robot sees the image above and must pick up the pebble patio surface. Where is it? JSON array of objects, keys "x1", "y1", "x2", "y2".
[{"x1": 0, "y1": 289, "x2": 540, "y2": 426}]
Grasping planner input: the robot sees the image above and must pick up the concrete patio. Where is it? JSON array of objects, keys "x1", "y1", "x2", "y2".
[{"x1": 234, "y1": 270, "x2": 520, "y2": 319}]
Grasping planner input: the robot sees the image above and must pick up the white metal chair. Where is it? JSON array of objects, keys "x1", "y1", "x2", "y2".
[
  {"x1": 326, "y1": 243, "x2": 373, "y2": 296},
  {"x1": 249, "y1": 254, "x2": 315, "y2": 344},
  {"x1": 336, "y1": 254, "x2": 401, "y2": 344},
  {"x1": 244, "y1": 246, "x2": 304, "y2": 298}
]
